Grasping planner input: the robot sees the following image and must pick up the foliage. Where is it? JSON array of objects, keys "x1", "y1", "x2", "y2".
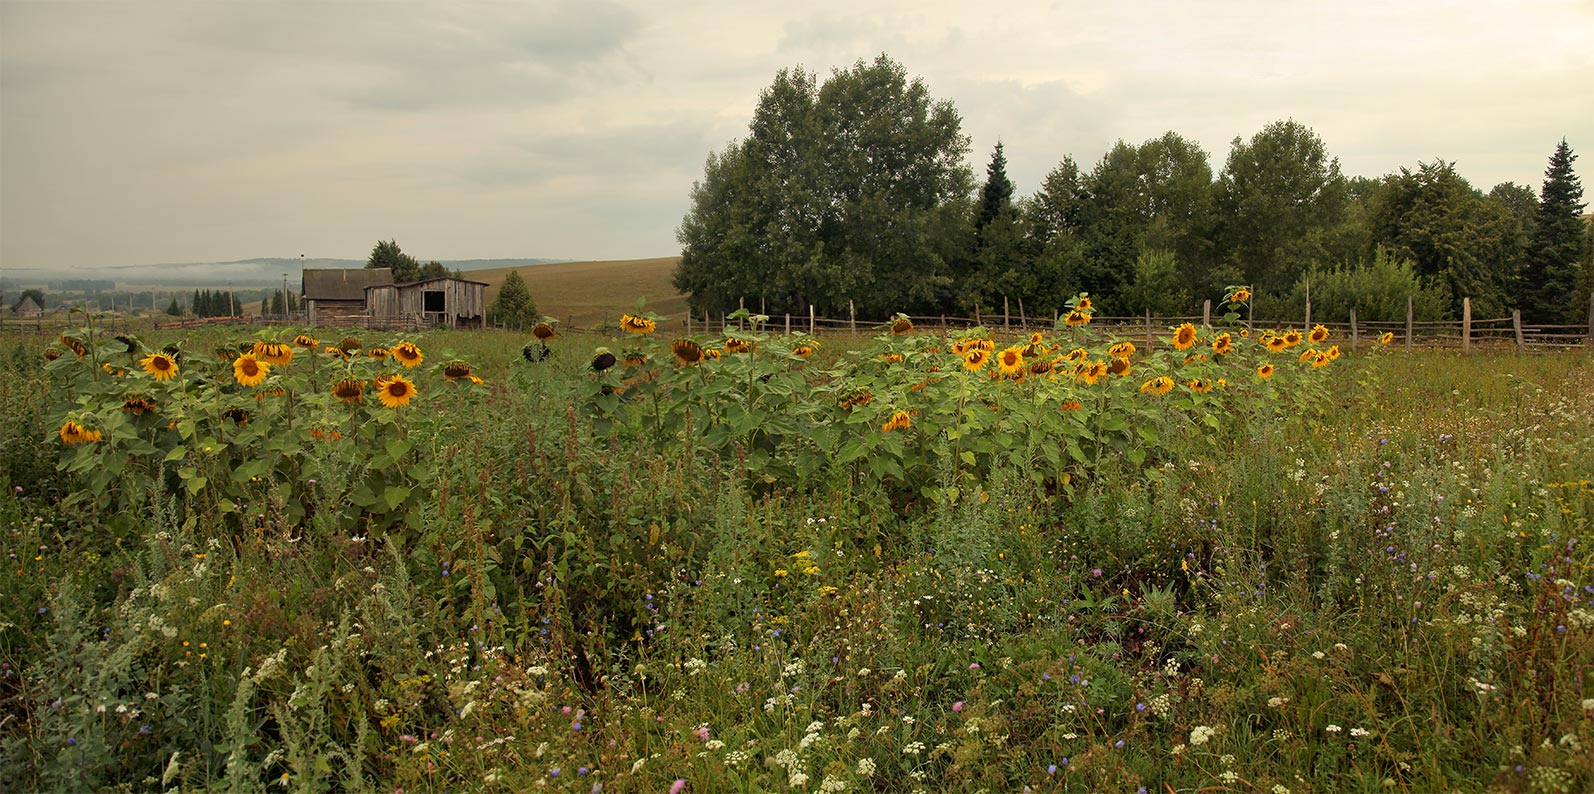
[
  {"x1": 366, "y1": 239, "x2": 423, "y2": 283},
  {"x1": 1267, "y1": 246, "x2": 1453, "y2": 323},
  {"x1": 487, "y1": 270, "x2": 538, "y2": 330},
  {"x1": 1523, "y1": 139, "x2": 1588, "y2": 323}
]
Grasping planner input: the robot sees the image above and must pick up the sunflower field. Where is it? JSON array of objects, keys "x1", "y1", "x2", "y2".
[{"x1": 2, "y1": 293, "x2": 1592, "y2": 792}]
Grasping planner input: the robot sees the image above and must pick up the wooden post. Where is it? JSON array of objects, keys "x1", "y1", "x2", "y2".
[
  {"x1": 849, "y1": 299, "x2": 856, "y2": 334},
  {"x1": 1512, "y1": 309, "x2": 1524, "y2": 353},
  {"x1": 1587, "y1": 292, "x2": 1594, "y2": 344},
  {"x1": 1003, "y1": 295, "x2": 1011, "y2": 332},
  {"x1": 1018, "y1": 298, "x2": 1027, "y2": 330},
  {"x1": 1405, "y1": 296, "x2": 1414, "y2": 352},
  {"x1": 809, "y1": 304, "x2": 815, "y2": 335},
  {"x1": 975, "y1": 303, "x2": 982, "y2": 327},
  {"x1": 1350, "y1": 308, "x2": 1358, "y2": 353},
  {"x1": 1304, "y1": 281, "x2": 1312, "y2": 330},
  {"x1": 1462, "y1": 297, "x2": 1472, "y2": 354},
  {"x1": 1145, "y1": 308, "x2": 1154, "y2": 348},
  {"x1": 784, "y1": 313, "x2": 790, "y2": 334},
  {"x1": 1202, "y1": 299, "x2": 1211, "y2": 327}
]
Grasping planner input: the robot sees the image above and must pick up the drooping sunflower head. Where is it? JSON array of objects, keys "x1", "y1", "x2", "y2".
[
  {"x1": 724, "y1": 336, "x2": 750, "y2": 353},
  {"x1": 232, "y1": 354, "x2": 270, "y2": 387},
  {"x1": 376, "y1": 374, "x2": 416, "y2": 408},
  {"x1": 620, "y1": 314, "x2": 657, "y2": 335},
  {"x1": 1172, "y1": 323, "x2": 1198, "y2": 351},
  {"x1": 890, "y1": 316, "x2": 914, "y2": 335},
  {"x1": 1140, "y1": 375, "x2": 1175, "y2": 395},
  {"x1": 443, "y1": 360, "x2": 472, "y2": 380},
  {"x1": 1107, "y1": 341, "x2": 1137, "y2": 360},
  {"x1": 703, "y1": 347, "x2": 722, "y2": 361},
  {"x1": 977, "y1": 338, "x2": 996, "y2": 352},
  {"x1": 293, "y1": 334, "x2": 319, "y2": 349},
  {"x1": 121, "y1": 394, "x2": 158, "y2": 416},
  {"x1": 672, "y1": 338, "x2": 704, "y2": 365},
  {"x1": 1059, "y1": 400, "x2": 1083, "y2": 412},
  {"x1": 114, "y1": 334, "x2": 140, "y2": 355},
  {"x1": 324, "y1": 346, "x2": 350, "y2": 360},
  {"x1": 392, "y1": 341, "x2": 424, "y2": 368},
  {"x1": 252, "y1": 341, "x2": 294, "y2": 367},
  {"x1": 1064, "y1": 309, "x2": 1091, "y2": 327},
  {"x1": 840, "y1": 390, "x2": 875, "y2": 409},
  {"x1": 791, "y1": 342, "x2": 816, "y2": 359},
  {"x1": 521, "y1": 343, "x2": 551, "y2": 363},
  {"x1": 951, "y1": 338, "x2": 973, "y2": 355},
  {"x1": 590, "y1": 349, "x2": 618, "y2": 372},
  {"x1": 1107, "y1": 357, "x2": 1132, "y2": 377},
  {"x1": 43, "y1": 349, "x2": 62, "y2": 362},
  {"x1": 223, "y1": 407, "x2": 250, "y2": 426},
  {"x1": 139, "y1": 352, "x2": 179, "y2": 381},
  {"x1": 1312, "y1": 350, "x2": 1332, "y2": 368},
  {"x1": 1065, "y1": 347, "x2": 1089, "y2": 363},
  {"x1": 1076, "y1": 297, "x2": 1093, "y2": 312},
  {"x1": 59, "y1": 419, "x2": 102, "y2": 444},
  {"x1": 880, "y1": 352, "x2": 905, "y2": 364},
  {"x1": 1257, "y1": 362, "x2": 1275, "y2": 379},
  {"x1": 1029, "y1": 331, "x2": 1045, "y2": 346},
  {"x1": 339, "y1": 337, "x2": 361, "y2": 353},
  {"x1": 1029, "y1": 358, "x2": 1055, "y2": 375},
  {"x1": 1299, "y1": 347, "x2": 1318, "y2": 363},
  {"x1": 880, "y1": 410, "x2": 912, "y2": 432},
  {"x1": 1212, "y1": 333, "x2": 1233, "y2": 356},
  {"x1": 962, "y1": 348, "x2": 990, "y2": 372},
  {"x1": 1282, "y1": 329, "x2": 1303, "y2": 348},
  {"x1": 332, "y1": 378, "x2": 364, "y2": 404},
  {"x1": 531, "y1": 323, "x2": 557, "y2": 341},
  {"x1": 623, "y1": 352, "x2": 648, "y2": 367},
  {"x1": 60, "y1": 335, "x2": 87, "y2": 359},
  {"x1": 367, "y1": 347, "x2": 390, "y2": 360},
  {"x1": 1227, "y1": 287, "x2": 1252, "y2": 304},
  {"x1": 1380, "y1": 332, "x2": 1395, "y2": 345},
  {"x1": 1308, "y1": 324, "x2": 1330, "y2": 344},
  {"x1": 1079, "y1": 360, "x2": 1108, "y2": 385},
  {"x1": 1265, "y1": 335, "x2": 1289, "y2": 353},
  {"x1": 1188, "y1": 378, "x2": 1213, "y2": 394},
  {"x1": 997, "y1": 346, "x2": 1026, "y2": 376}
]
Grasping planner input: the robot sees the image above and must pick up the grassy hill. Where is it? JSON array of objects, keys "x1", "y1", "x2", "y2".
[{"x1": 466, "y1": 256, "x2": 686, "y2": 329}]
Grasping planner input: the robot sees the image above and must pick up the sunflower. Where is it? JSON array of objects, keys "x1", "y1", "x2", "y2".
[
  {"x1": 293, "y1": 334, "x2": 318, "y2": 349},
  {"x1": 725, "y1": 337, "x2": 750, "y2": 353},
  {"x1": 1107, "y1": 341, "x2": 1136, "y2": 359},
  {"x1": 841, "y1": 390, "x2": 875, "y2": 409},
  {"x1": 1140, "y1": 375, "x2": 1175, "y2": 395},
  {"x1": 232, "y1": 354, "x2": 270, "y2": 387},
  {"x1": 951, "y1": 338, "x2": 974, "y2": 355},
  {"x1": 1065, "y1": 347, "x2": 1089, "y2": 364},
  {"x1": 703, "y1": 347, "x2": 722, "y2": 361},
  {"x1": 443, "y1": 361, "x2": 472, "y2": 380},
  {"x1": 977, "y1": 338, "x2": 996, "y2": 352},
  {"x1": 469, "y1": 375, "x2": 485, "y2": 385},
  {"x1": 1282, "y1": 329, "x2": 1303, "y2": 348},
  {"x1": 997, "y1": 346, "x2": 1026, "y2": 376},
  {"x1": 592, "y1": 351, "x2": 617, "y2": 372},
  {"x1": 890, "y1": 317, "x2": 914, "y2": 335},
  {"x1": 962, "y1": 348, "x2": 990, "y2": 372},
  {"x1": 672, "y1": 338, "x2": 704, "y2": 365},
  {"x1": 1327, "y1": 345, "x2": 1340, "y2": 360},
  {"x1": 1380, "y1": 332, "x2": 1395, "y2": 345},
  {"x1": 1064, "y1": 309, "x2": 1091, "y2": 327},
  {"x1": 121, "y1": 395, "x2": 158, "y2": 415},
  {"x1": 1308, "y1": 324, "x2": 1330, "y2": 344},
  {"x1": 1029, "y1": 358, "x2": 1055, "y2": 375},
  {"x1": 1060, "y1": 400, "x2": 1084, "y2": 412},
  {"x1": 339, "y1": 337, "x2": 361, "y2": 353},
  {"x1": 881, "y1": 410, "x2": 912, "y2": 432},
  {"x1": 254, "y1": 387, "x2": 286, "y2": 402},
  {"x1": 1227, "y1": 287, "x2": 1252, "y2": 304},
  {"x1": 1211, "y1": 333, "x2": 1233, "y2": 356},
  {"x1": 43, "y1": 349, "x2": 62, "y2": 362},
  {"x1": 223, "y1": 407, "x2": 250, "y2": 426},
  {"x1": 139, "y1": 352, "x2": 179, "y2": 381},
  {"x1": 392, "y1": 341, "x2": 424, "y2": 368},
  {"x1": 1312, "y1": 350, "x2": 1331, "y2": 368},
  {"x1": 1171, "y1": 323, "x2": 1198, "y2": 351},
  {"x1": 59, "y1": 420, "x2": 102, "y2": 444},
  {"x1": 1184, "y1": 353, "x2": 1207, "y2": 365},
  {"x1": 60, "y1": 335, "x2": 87, "y2": 359},
  {"x1": 623, "y1": 352, "x2": 648, "y2": 367},
  {"x1": 1188, "y1": 378, "x2": 1213, "y2": 394},
  {"x1": 332, "y1": 378, "x2": 364, "y2": 404},
  {"x1": 252, "y1": 341, "x2": 294, "y2": 367},
  {"x1": 792, "y1": 343, "x2": 816, "y2": 358},
  {"x1": 531, "y1": 323, "x2": 557, "y2": 341},
  {"x1": 1028, "y1": 331, "x2": 1046, "y2": 345},
  {"x1": 1298, "y1": 348, "x2": 1318, "y2": 363},
  {"x1": 620, "y1": 314, "x2": 657, "y2": 335},
  {"x1": 880, "y1": 352, "x2": 904, "y2": 364},
  {"x1": 1078, "y1": 359, "x2": 1108, "y2": 385},
  {"x1": 1265, "y1": 335, "x2": 1289, "y2": 353},
  {"x1": 1076, "y1": 297, "x2": 1093, "y2": 312},
  {"x1": 324, "y1": 346, "x2": 350, "y2": 360},
  {"x1": 1107, "y1": 357, "x2": 1132, "y2": 377},
  {"x1": 102, "y1": 363, "x2": 127, "y2": 377},
  {"x1": 376, "y1": 374, "x2": 416, "y2": 408},
  {"x1": 368, "y1": 347, "x2": 390, "y2": 360},
  {"x1": 1257, "y1": 362, "x2": 1275, "y2": 379}
]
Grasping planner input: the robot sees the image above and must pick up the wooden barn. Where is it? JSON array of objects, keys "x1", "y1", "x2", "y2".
[
  {"x1": 301, "y1": 268, "x2": 486, "y2": 328},
  {"x1": 303, "y1": 268, "x2": 394, "y2": 326},
  {"x1": 365, "y1": 277, "x2": 487, "y2": 329}
]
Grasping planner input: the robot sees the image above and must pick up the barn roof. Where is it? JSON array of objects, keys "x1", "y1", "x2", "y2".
[
  {"x1": 390, "y1": 276, "x2": 490, "y2": 288},
  {"x1": 302, "y1": 268, "x2": 393, "y2": 300}
]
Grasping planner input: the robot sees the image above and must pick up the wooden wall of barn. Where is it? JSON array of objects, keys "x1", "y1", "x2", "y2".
[
  {"x1": 307, "y1": 300, "x2": 370, "y2": 325},
  {"x1": 394, "y1": 281, "x2": 484, "y2": 327}
]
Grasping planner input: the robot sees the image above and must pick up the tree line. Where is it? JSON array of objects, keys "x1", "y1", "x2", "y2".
[{"x1": 675, "y1": 55, "x2": 1592, "y2": 326}]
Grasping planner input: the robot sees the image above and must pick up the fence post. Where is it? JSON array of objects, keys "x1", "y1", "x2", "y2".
[
  {"x1": 1350, "y1": 308, "x2": 1358, "y2": 353},
  {"x1": 809, "y1": 305, "x2": 815, "y2": 335},
  {"x1": 1144, "y1": 308, "x2": 1153, "y2": 348},
  {"x1": 1462, "y1": 297, "x2": 1472, "y2": 354},
  {"x1": 975, "y1": 303, "x2": 982, "y2": 327},
  {"x1": 1304, "y1": 282, "x2": 1311, "y2": 330},
  {"x1": 1405, "y1": 296, "x2": 1414, "y2": 352},
  {"x1": 1587, "y1": 292, "x2": 1594, "y2": 344},
  {"x1": 1202, "y1": 299, "x2": 1211, "y2": 326},
  {"x1": 1512, "y1": 309, "x2": 1524, "y2": 353},
  {"x1": 849, "y1": 300, "x2": 856, "y2": 334},
  {"x1": 1003, "y1": 295, "x2": 1010, "y2": 332},
  {"x1": 1018, "y1": 298, "x2": 1027, "y2": 330},
  {"x1": 784, "y1": 313, "x2": 790, "y2": 335}
]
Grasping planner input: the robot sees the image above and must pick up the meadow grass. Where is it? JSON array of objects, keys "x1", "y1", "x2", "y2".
[{"x1": 0, "y1": 325, "x2": 1590, "y2": 793}]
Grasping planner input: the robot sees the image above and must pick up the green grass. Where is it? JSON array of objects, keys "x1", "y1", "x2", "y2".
[{"x1": 2, "y1": 327, "x2": 1591, "y2": 792}]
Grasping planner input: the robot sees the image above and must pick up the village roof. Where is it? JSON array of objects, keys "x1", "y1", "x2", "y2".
[
  {"x1": 302, "y1": 268, "x2": 393, "y2": 300},
  {"x1": 9, "y1": 296, "x2": 41, "y2": 315},
  {"x1": 364, "y1": 276, "x2": 490, "y2": 290}
]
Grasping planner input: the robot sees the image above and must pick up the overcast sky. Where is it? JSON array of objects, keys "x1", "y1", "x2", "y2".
[{"x1": 3, "y1": 0, "x2": 1591, "y2": 274}]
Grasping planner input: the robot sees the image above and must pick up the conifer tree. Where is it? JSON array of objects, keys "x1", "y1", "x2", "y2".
[{"x1": 1522, "y1": 139, "x2": 1586, "y2": 323}]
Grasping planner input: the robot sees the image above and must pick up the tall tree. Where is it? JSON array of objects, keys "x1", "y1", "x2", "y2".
[
  {"x1": 1214, "y1": 120, "x2": 1349, "y2": 295},
  {"x1": 366, "y1": 239, "x2": 422, "y2": 283},
  {"x1": 488, "y1": 270, "x2": 538, "y2": 330},
  {"x1": 676, "y1": 55, "x2": 972, "y2": 318},
  {"x1": 963, "y1": 142, "x2": 1026, "y2": 312},
  {"x1": 1522, "y1": 139, "x2": 1587, "y2": 323}
]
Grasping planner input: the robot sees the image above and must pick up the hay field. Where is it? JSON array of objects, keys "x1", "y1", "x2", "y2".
[{"x1": 466, "y1": 256, "x2": 687, "y2": 329}]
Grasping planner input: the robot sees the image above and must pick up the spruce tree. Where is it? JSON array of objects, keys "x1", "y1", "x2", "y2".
[
  {"x1": 1523, "y1": 139, "x2": 1586, "y2": 323},
  {"x1": 488, "y1": 270, "x2": 538, "y2": 330}
]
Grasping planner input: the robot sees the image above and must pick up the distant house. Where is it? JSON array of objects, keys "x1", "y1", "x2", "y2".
[
  {"x1": 8, "y1": 296, "x2": 41, "y2": 318},
  {"x1": 301, "y1": 268, "x2": 486, "y2": 328}
]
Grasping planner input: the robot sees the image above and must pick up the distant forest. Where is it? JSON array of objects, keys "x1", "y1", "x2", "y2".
[{"x1": 676, "y1": 56, "x2": 1592, "y2": 326}]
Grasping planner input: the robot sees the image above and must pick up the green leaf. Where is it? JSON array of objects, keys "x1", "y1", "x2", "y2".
[{"x1": 382, "y1": 485, "x2": 411, "y2": 511}]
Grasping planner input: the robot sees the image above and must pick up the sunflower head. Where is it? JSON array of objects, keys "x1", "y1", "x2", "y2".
[
  {"x1": 1065, "y1": 347, "x2": 1089, "y2": 363},
  {"x1": 997, "y1": 346, "x2": 1026, "y2": 376},
  {"x1": 623, "y1": 352, "x2": 648, "y2": 367},
  {"x1": 1266, "y1": 335, "x2": 1289, "y2": 353},
  {"x1": 592, "y1": 351, "x2": 617, "y2": 372},
  {"x1": 339, "y1": 337, "x2": 361, "y2": 353},
  {"x1": 962, "y1": 348, "x2": 990, "y2": 372},
  {"x1": 114, "y1": 334, "x2": 140, "y2": 354},
  {"x1": 293, "y1": 334, "x2": 318, "y2": 349},
  {"x1": 391, "y1": 341, "x2": 423, "y2": 368},
  {"x1": 1076, "y1": 297, "x2": 1093, "y2": 312},
  {"x1": 1312, "y1": 350, "x2": 1332, "y2": 368},
  {"x1": 376, "y1": 374, "x2": 416, "y2": 408},
  {"x1": 890, "y1": 316, "x2": 914, "y2": 335},
  {"x1": 1380, "y1": 332, "x2": 1395, "y2": 345},
  {"x1": 1108, "y1": 341, "x2": 1136, "y2": 360},
  {"x1": 324, "y1": 346, "x2": 350, "y2": 360},
  {"x1": 1282, "y1": 329, "x2": 1303, "y2": 348},
  {"x1": 1059, "y1": 400, "x2": 1083, "y2": 412},
  {"x1": 1257, "y1": 362, "x2": 1275, "y2": 379},
  {"x1": 367, "y1": 347, "x2": 390, "y2": 360},
  {"x1": 1107, "y1": 357, "x2": 1131, "y2": 377},
  {"x1": 951, "y1": 338, "x2": 973, "y2": 355},
  {"x1": 1079, "y1": 360, "x2": 1108, "y2": 385},
  {"x1": 1299, "y1": 348, "x2": 1318, "y2": 363},
  {"x1": 121, "y1": 394, "x2": 158, "y2": 416},
  {"x1": 531, "y1": 323, "x2": 557, "y2": 341},
  {"x1": 1172, "y1": 323, "x2": 1198, "y2": 350},
  {"x1": 1064, "y1": 309, "x2": 1091, "y2": 327},
  {"x1": 332, "y1": 378, "x2": 364, "y2": 404},
  {"x1": 252, "y1": 341, "x2": 294, "y2": 367},
  {"x1": 671, "y1": 338, "x2": 705, "y2": 365},
  {"x1": 140, "y1": 352, "x2": 179, "y2": 381},
  {"x1": 703, "y1": 347, "x2": 722, "y2": 361},
  {"x1": 792, "y1": 343, "x2": 816, "y2": 359},
  {"x1": 60, "y1": 335, "x2": 87, "y2": 359},
  {"x1": 1327, "y1": 345, "x2": 1341, "y2": 360},
  {"x1": 443, "y1": 361, "x2": 472, "y2": 380},
  {"x1": 223, "y1": 407, "x2": 249, "y2": 426},
  {"x1": 1308, "y1": 324, "x2": 1330, "y2": 344},
  {"x1": 1227, "y1": 287, "x2": 1252, "y2": 304},
  {"x1": 1188, "y1": 378, "x2": 1213, "y2": 394},
  {"x1": 59, "y1": 419, "x2": 102, "y2": 444},
  {"x1": 232, "y1": 354, "x2": 270, "y2": 387},
  {"x1": 880, "y1": 410, "x2": 912, "y2": 432},
  {"x1": 1140, "y1": 375, "x2": 1175, "y2": 395},
  {"x1": 1212, "y1": 333, "x2": 1233, "y2": 356},
  {"x1": 620, "y1": 314, "x2": 657, "y2": 335},
  {"x1": 724, "y1": 337, "x2": 751, "y2": 353},
  {"x1": 43, "y1": 349, "x2": 62, "y2": 362}
]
